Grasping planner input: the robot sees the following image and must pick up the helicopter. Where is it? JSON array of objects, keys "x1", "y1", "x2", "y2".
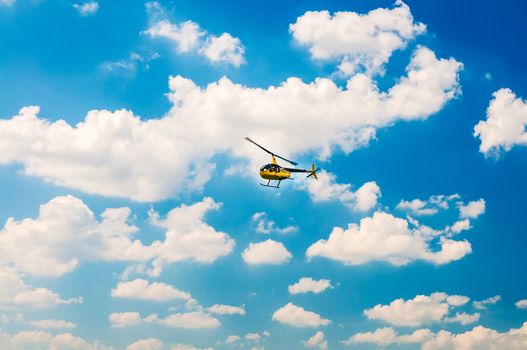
[{"x1": 245, "y1": 137, "x2": 320, "y2": 188}]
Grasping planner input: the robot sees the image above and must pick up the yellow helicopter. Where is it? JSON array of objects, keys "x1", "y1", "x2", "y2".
[{"x1": 245, "y1": 137, "x2": 319, "y2": 188}]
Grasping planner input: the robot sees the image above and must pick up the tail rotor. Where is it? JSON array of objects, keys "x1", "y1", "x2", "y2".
[{"x1": 307, "y1": 164, "x2": 319, "y2": 179}]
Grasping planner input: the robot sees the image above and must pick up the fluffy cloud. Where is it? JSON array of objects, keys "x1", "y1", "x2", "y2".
[
  {"x1": 126, "y1": 338, "x2": 162, "y2": 350},
  {"x1": 0, "y1": 44, "x2": 460, "y2": 201},
  {"x1": 109, "y1": 312, "x2": 142, "y2": 328},
  {"x1": 0, "y1": 195, "x2": 233, "y2": 279},
  {"x1": 474, "y1": 88, "x2": 527, "y2": 155},
  {"x1": 306, "y1": 211, "x2": 472, "y2": 266},
  {"x1": 111, "y1": 279, "x2": 190, "y2": 302},
  {"x1": 303, "y1": 331, "x2": 328, "y2": 350},
  {"x1": 148, "y1": 197, "x2": 235, "y2": 275},
  {"x1": 251, "y1": 212, "x2": 298, "y2": 235},
  {"x1": 516, "y1": 300, "x2": 527, "y2": 309},
  {"x1": 72, "y1": 2, "x2": 99, "y2": 16},
  {"x1": 110, "y1": 311, "x2": 220, "y2": 329},
  {"x1": 422, "y1": 323, "x2": 527, "y2": 350},
  {"x1": 458, "y1": 199, "x2": 486, "y2": 219},
  {"x1": 363, "y1": 292, "x2": 470, "y2": 327},
  {"x1": 0, "y1": 267, "x2": 82, "y2": 309},
  {"x1": 171, "y1": 345, "x2": 213, "y2": 350},
  {"x1": 288, "y1": 277, "x2": 332, "y2": 295},
  {"x1": 397, "y1": 194, "x2": 460, "y2": 216},
  {"x1": 444, "y1": 312, "x2": 480, "y2": 325},
  {"x1": 148, "y1": 311, "x2": 220, "y2": 329},
  {"x1": 242, "y1": 240, "x2": 292, "y2": 265},
  {"x1": 296, "y1": 171, "x2": 380, "y2": 211},
  {"x1": 207, "y1": 304, "x2": 245, "y2": 315},
  {"x1": 473, "y1": 295, "x2": 501, "y2": 310},
  {"x1": 0, "y1": 330, "x2": 112, "y2": 350},
  {"x1": 343, "y1": 327, "x2": 434, "y2": 346},
  {"x1": 272, "y1": 303, "x2": 330, "y2": 328},
  {"x1": 290, "y1": 1, "x2": 426, "y2": 76},
  {"x1": 28, "y1": 319, "x2": 76, "y2": 329},
  {"x1": 143, "y1": 2, "x2": 244, "y2": 66}
]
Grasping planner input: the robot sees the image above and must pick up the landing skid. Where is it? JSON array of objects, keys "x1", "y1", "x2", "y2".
[{"x1": 260, "y1": 179, "x2": 282, "y2": 188}]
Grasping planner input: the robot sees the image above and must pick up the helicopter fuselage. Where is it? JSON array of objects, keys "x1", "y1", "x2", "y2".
[{"x1": 259, "y1": 163, "x2": 291, "y2": 180}]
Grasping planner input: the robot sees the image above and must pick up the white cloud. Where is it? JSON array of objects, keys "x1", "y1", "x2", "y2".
[
  {"x1": 288, "y1": 277, "x2": 332, "y2": 295},
  {"x1": 0, "y1": 330, "x2": 112, "y2": 350},
  {"x1": 272, "y1": 303, "x2": 330, "y2": 328},
  {"x1": 343, "y1": 327, "x2": 434, "y2": 346},
  {"x1": 149, "y1": 311, "x2": 220, "y2": 329},
  {"x1": 397, "y1": 194, "x2": 460, "y2": 216},
  {"x1": 444, "y1": 312, "x2": 480, "y2": 325},
  {"x1": 363, "y1": 292, "x2": 470, "y2": 327},
  {"x1": 516, "y1": 300, "x2": 527, "y2": 309},
  {"x1": 126, "y1": 338, "x2": 163, "y2": 350},
  {"x1": 0, "y1": 45, "x2": 461, "y2": 201},
  {"x1": 144, "y1": 2, "x2": 244, "y2": 66},
  {"x1": 28, "y1": 319, "x2": 76, "y2": 329},
  {"x1": 109, "y1": 312, "x2": 142, "y2": 328},
  {"x1": 171, "y1": 345, "x2": 212, "y2": 350},
  {"x1": 111, "y1": 279, "x2": 191, "y2": 302},
  {"x1": 200, "y1": 33, "x2": 245, "y2": 66},
  {"x1": 296, "y1": 171, "x2": 380, "y2": 211},
  {"x1": 72, "y1": 2, "x2": 99, "y2": 16},
  {"x1": 148, "y1": 197, "x2": 235, "y2": 275},
  {"x1": 245, "y1": 333, "x2": 261, "y2": 341},
  {"x1": 306, "y1": 211, "x2": 472, "y2": 266},
  {"x1": 251, "y1": 212, "x2": 298, "y2": 235},
  {"x1": 422, "y1": 323, "x2": 527, "y2": 350},
  {"x1": 242, "y1": 240, "x2": 292, "y2": 265},
  {"x1": 0, "y1": 267, "x2": 82, "y2": 309},
  {"x1": 474, "y1": 88, "x2": 527, "y2": 155},
  {"x1": 303, "y1": 331, "x2": 328, "y2": 350},
  {"x1": 448, "y1": 219, "x2": 471, "y2": 234},
  {"x1": 0, "y1": 195, "x2": 233, "y2": 279},
  {"x1": 290, "y1": 1, "x2": 426, "y2": 76},
  {"x1": 224, "y1": 335, "x2": 240, "y2": 344},
  {"x1": 100, "y1": 52, "x2": 160, "y2": 77},
  {"x1": 457, "y1": 199, "x2": 486, "y2": 219},
  {"x1": 473, "y1": 295, "x2": 501, "y2": 310},
  {"x1": 207, "y1": 304, "x2": 245, "y2": 315}
]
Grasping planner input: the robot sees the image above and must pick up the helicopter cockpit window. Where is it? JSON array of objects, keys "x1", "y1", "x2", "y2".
[{"x1": 260, "y1": 164, "x2": 271, "y2": 171}]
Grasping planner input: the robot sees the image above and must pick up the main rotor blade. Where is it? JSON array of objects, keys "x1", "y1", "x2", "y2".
[{"x1": 245, "y1": 137, "x2": 298, "y2": 166}]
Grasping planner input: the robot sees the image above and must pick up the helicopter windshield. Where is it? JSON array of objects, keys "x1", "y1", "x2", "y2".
[{"x1": 260, "y1": 164, "x2": 271, "y2": 171}]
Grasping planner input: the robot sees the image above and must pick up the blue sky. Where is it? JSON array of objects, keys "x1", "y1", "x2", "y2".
[{"x1": 0, "y1": 0, "x2": 526, "y2": 349}]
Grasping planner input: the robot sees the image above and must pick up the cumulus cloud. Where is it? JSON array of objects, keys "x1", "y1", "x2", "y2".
[
  {"x1": 143, "y1": 2, "x2": 244, "y2": 66},
  {"x1": 343, "y1": 327, "x2": 434, "y2": 346},
  {"x1": 251, "y1": 212, "x2": 298, "y2": 235},
  {"x1": 126, "y1": 338, "x2": 163, "y2": 350},
  {"x1": 111, "y1": 279, "x2": 191, "y2": 302},
  {"x1": 242, "y1": 240, "x2": 292, "y2": 265},
  {"x1": 397, "y1": 194, "x2": 460, "y2": 216},
  {"x1": 0, "y1": 329, "x2": 112, "y2": 350},
  {"x1": 28, "y1": 319, "x2": 76, "y2": 329},
  {"x1": 296, "y1": 171, "x2": 380, "y2": 211},
  {"x1": 444, "y1": 312, "x2": 480, "y2": 325},
  {"x1": 473, "y1": 295, "x2": 501, "y2": 310},
  {"x1": 290, "y1": 1, "x2": 426, "y2": 76},
  {"x1": 0, "y1": 267, "x2": 82, "y2": 309},
  {"x1": 171, "y1": 344, "x2": 213, "y2": 350},
  {"x1": 147, "y1": 311, "x2": 220, "y2": 329},
  {"x1": 363, "y1": 292, "x2": 470, "y2": 327},
  {"x1": 72, "y1": 2, "x2": 99, "y2": 16},
  {"x1": 272, "y1": 303, "x2": 330, "y2": 328},
  {"x1": 474, "y1": 88, "x2": 527, "y2": 155},
  {"x1": 457, "y1": 199, "x2": 486, "y2": 219},
  {"x1": 100, "y1": 52, "x2": 160, "y2": 77},
  {"x1": 303, "y1": 331, "x2": 328, "y2": 350},
  {"x1": 207, "y1": 304, "x2": 245, "y2": 315},
  {"x1": 306, "y1": 211, "x2": 472, "y2": 266},
  {"x1": 109, "y1": 312, "x2": 142, "y2": 328},
  {"x1": 288, "y1": 277, "x2": 332, "y2": 295},
  {"x1": 422, "y1": 323, "x2": 527, "y2": 350},
  {"x1": 0, "y1": 44, "x2": 461, "y2": 201},
  {"x1": 0, "y1": 195, "x2": 233, "y2": 279}
]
